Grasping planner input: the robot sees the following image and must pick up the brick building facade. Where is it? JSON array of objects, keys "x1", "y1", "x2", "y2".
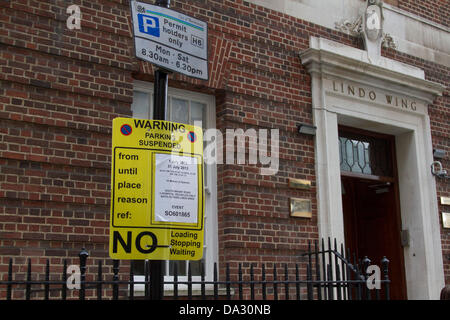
[{"x1": 0, "y1": 0, "x2": 448, "y2": 299}]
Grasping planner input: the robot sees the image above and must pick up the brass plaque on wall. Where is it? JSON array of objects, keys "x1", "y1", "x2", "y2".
[
  {"x1": 288, "y1": 178, "x2": 311, "y2": 190},
  {"x1": 443, "y1": 212, "x2": 450, "y2": 229},
  {"x1": 290, "y1": 198, "x2": 312, "y2": 218}
]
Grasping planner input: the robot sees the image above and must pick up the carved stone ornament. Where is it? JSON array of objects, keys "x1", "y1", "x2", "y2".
[
  {"x1": 335, "y1": 0, "x2": 397, "y2": 62},
  {"x1": 335, "y1": 16, "x2": 362, "y2": 36},
  {"x1": 382, "y1": 33, "x2": 397, "y2": 49},
  {"x1": 364, "y1": 3, "x2": 383, "y2": 41}
]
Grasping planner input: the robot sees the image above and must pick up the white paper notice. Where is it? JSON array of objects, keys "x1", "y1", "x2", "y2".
[{"x1": 154, "y1": 153, "x2": 199, "y2": 224}]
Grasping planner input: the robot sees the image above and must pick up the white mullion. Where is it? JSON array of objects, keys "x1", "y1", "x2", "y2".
[{"x1": 165, "y1": 260, "x2": 170, "y2": 276}]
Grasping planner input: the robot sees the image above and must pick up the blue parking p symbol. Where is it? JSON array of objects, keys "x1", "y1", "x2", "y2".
[{"x1": 137, "y1": 14, "x2": 160, "y2": 37}]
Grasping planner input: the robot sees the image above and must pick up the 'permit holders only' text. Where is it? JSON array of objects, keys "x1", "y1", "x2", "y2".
[{"x1": 131, "y1": 1, "x2": 208, "y2": 80}]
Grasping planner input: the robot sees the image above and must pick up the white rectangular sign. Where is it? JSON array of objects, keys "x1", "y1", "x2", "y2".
[
  {"x1": 131, "y1": 1, "x2": 208, "y2": 80},
  {"x1": 154, "y1": 153, "x2": 199, "y2": 224}
]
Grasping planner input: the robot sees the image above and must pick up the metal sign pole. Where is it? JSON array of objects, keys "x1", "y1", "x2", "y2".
[
  {"x1": 153, "y1": 70, "x2": 168, "y2": 121},
  {"x1": 150, "y1": 0, "x2": 170, "y2": 301}
]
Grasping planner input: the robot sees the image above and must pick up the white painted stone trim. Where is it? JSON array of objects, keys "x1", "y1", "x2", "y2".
[{"x1": 300, "y1": 37, "x2": 445, "y2": 300}]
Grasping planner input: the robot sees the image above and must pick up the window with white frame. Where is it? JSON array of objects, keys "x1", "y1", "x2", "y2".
[{"x1": 130, "y1": 80, "x2": 218, "y2": 292}]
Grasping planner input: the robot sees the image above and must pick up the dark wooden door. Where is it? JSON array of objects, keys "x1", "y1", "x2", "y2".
[{"x1": 342, "y1": 176, "x2": 407, "y2": 299}]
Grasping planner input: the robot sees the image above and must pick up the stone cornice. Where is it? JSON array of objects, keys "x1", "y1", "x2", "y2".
[{"x1": 300, "y1": 37, "x2": 445, "y2": 103}]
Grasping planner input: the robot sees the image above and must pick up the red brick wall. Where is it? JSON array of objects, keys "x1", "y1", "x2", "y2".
[
  {"x1": 396, "y1": 0, "x2": 449, "y2": 28},
  {"x1": 0, "y1": 0, "x2": 134, "y2": 298},
  {"x1": 0, "y1": 0, "x2": 448, "y2": 298},
  {"x1": 383, "y1": 0, "x2": 448, "y2": 28}
]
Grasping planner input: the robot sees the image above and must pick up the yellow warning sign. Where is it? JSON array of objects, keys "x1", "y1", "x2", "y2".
[{"x1": 109, "y1": 118, "x2": 204, "y2": 260}]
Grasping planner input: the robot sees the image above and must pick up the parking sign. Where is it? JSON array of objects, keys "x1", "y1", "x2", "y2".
[
  {"x1": 130, "y1": 0, "x2": 209, "y2": 80},
  {"x1": 109, "y1": 118, "x2": 205, "y2": 260}
]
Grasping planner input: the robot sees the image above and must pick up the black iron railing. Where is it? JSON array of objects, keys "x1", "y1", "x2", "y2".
[
  {"x1": 0, "y1": 238, "x2": 390, "y2": 300},
  {"x1": 301, "y1": 238, "x2": 390, "y2": 300}
]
